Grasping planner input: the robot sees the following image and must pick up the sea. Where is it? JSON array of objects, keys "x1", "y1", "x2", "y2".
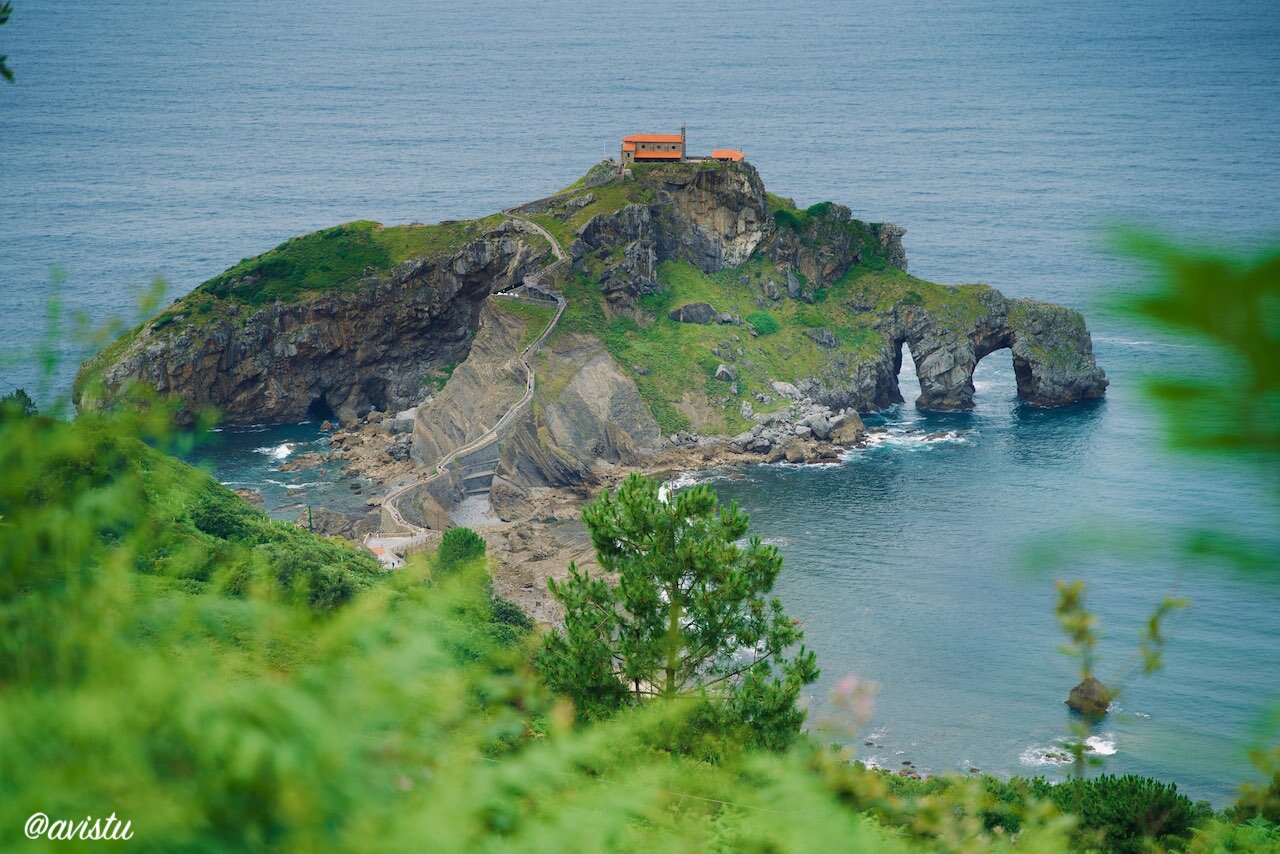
[{"x1": 3, "y1": 0, "x2": 1277, "y2": 805}]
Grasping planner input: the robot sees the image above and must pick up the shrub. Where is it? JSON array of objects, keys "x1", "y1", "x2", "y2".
[
  {"x1": 0, "y1": 387, "x2": 37, "y2": 418},
  {"x1": 795, "y1": 308, "x2": 825, "y2": 328},
  {"x1": 903, "y1": 289, "x2": 924, "y2": 306},
  {"x1": 439, "y1": 526, "x2": 487, "y2": 571},
  {"x1": 189, "y1": 483, "x2": 259, "y2": 540},
  {"x1": 805, "y1": 201, "x2": 833, "y2": 217},
  {"x1": 1046, "y1": 774, "x2": 1211, "y2": 853},
  {"x1": 746, "y1": 311, "x2": 779, "y2": 336},
  {"x1": 773, "y1": 208, "x2": 808, "y2": 231}
]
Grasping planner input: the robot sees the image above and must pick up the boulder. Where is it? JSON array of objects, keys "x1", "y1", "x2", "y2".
[
  {"x1": 771, "y1": 380, "x2": 800, "y2": 399},
  {"x1": 805, "y1": 327, "x2": 839, "y2": 348},
  {"x1": 807, "y1": 415, "x2": 833, "y2": 440},
  {"x1": 784, "y1": 441, "x2": 810, "y2": 463},
  {"x1": 786, "y1": 269, "x2": 802, "y2": 299},
  {"x1": 382, "y1": 416, "x2": 415, "y2": 435},
  {"x1": 829, "y1": 411, "x2": 865, "y2": 444},
  {"x1": 489, "y1": 475, "x2": 532, "y2": 522},
  {"x1": 1066, "y1": 676, "x2": 1112, "y2": 715},
  {"x1": 763, "y1": 280, "x2": 781, "y2": 301},
  {"x1": 669, "y1": 302, "x2": 718, "y2": 324},
  {"x1": 715, "y1": 363, "x2": 737, "y2": 382}
]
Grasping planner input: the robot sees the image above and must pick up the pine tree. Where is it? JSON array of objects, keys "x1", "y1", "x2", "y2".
[{"x1": 539, "y1": 473, "x2": 818, "y2": 749}]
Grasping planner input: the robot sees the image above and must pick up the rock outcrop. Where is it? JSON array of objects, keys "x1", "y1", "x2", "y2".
[
  {"x1": 410, "y1": 301, "x2": 530, "y2": 468},
  {"x1": 570, "y1": 163, "x2": 769, "y2": 311},
  {"x1": 78, "y1": 222, "x2": 541, "y2": 425},
  {"x1": 497, "y1": 332, "x2": 661, "y2": 489},
  {"x1": 79, "y1": 158, "x2": 1108, "y2": 528},
  {"x1": 1066, "y1": 676, "x2": 1112, "y2": 715},
  {"x1": 797, "y1": 286, "x2": 1107, "y2": 412},
  {"x1": 763, "y1": 202, "x2": 908, "y2": 289}
]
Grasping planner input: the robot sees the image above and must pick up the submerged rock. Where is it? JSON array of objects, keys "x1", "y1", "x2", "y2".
[{"x1": 1066, "y1": 676, "x2": 1112, "y2": 715}]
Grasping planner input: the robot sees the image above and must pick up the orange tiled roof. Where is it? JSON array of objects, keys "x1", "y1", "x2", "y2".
[
  {"x1": 622, "y1": 141, "x2": 636, "y2": 152},
  {"x1": 712, "y1": 149, "x2": 745, "y2": 162},
  {"x1": 623, "y1": 133, "x2": 684, "y2": 143},
  {"x1": 633, "y1": 150, "x2": 684, "y2": 160}
]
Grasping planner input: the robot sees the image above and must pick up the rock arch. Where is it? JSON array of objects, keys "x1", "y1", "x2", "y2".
[{"x1": 891, "y1": 293, "x2": 1108, "y2": 411}]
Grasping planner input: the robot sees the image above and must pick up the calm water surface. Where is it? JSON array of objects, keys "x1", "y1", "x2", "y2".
[{"x1": 4, "y1": 0, "x2": 1278, "y2": 804}]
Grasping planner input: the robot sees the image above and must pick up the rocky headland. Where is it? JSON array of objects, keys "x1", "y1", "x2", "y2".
[{"x1": 78, "y1": 158, "x2": 1108, "y2": 608}]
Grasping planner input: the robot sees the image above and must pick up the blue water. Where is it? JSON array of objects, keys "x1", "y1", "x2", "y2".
[{"x1": 4, "y1": 0, "x2": 1277, "y2": 804}]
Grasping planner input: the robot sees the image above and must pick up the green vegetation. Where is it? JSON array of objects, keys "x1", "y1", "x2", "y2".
[
  {"x1": 9, "y1": 228, "x2": 1280, "y2": 848},
  {"x1": 438, "y1": 525, "x2": 488, "y2": 571},
  {"x1": 419, "y1": 359, "x2": 458, "y2": 392},
  {"x1": 0, "y1": 386, "x2": 36, "y2": 417},
  {"x1": 201, "y1": 216, "x2": 503, "y2": 306},
  {"x1": 552, "y1": 258, "x2": 896, "y2": 434},
  {"x1": 746, "y1": 310, "x2": 779, "y2": 336},
  {"x1": 0, "y1": 2, "x2": 12, "y2": 83},
  {"x1": 528, "y1": 180, "x2": 655, "y2": 249},
  {"x1": 539, "y1": 474, "x2": 818, "y2": 751},
  {"x1": 881, "y1": 772, "x2": 1213, "y2": 852},
  {"x1": 489, "y1": 297, "x2": 557, "y2": 348}
]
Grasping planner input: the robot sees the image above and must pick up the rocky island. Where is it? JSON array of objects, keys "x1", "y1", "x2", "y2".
[{"x1": 77, "y1": 159, "x2": 1107, "y2": 591}]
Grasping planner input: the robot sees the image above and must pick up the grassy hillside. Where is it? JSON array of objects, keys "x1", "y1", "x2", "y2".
[
  {"x1": 551, "y1": 252, "x2": 997, "y2": 435},
  {"x1": 489, "y1": 296, "x2": 558, "y2": 349},
  {"x1": 201, "y1": 216, "x2": 507, "y2": 306}
]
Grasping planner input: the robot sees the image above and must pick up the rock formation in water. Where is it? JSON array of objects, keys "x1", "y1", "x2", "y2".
[
  {"x1": 1067, "y1": 676, "x2": 1112, "y2": 716},
  {"x1": 79, "y1": 158, "x2": 1107, "y2": 500}
]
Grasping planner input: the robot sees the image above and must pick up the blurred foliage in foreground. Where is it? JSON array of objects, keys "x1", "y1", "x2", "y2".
[
  {"x1": 1116, "y1": 232, "x2": 1280, "y2": 465},
  {"x1": 1, "y1": 235, "x2": 1279, "y2": 849}
]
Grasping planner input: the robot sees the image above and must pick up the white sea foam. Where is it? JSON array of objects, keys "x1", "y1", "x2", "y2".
[
  {"x1": 1019, "y1": 745, "x2": 1073, "y2": 767},
  {"x1": 664, "y1": 469, "x2": 733, "y2": 491},
  {"x1": 1020, "y1": 735, "x2": 1117, "y2": 766},
  {"x1": 841, "y1": 428, "x2": 975, "y2": 459},
  {"x1": 255, "y1": 443, "x2": 294, "y2": 460},
  {"x1": 261, "y1": 478, "x2": 333, "y2": 490}
]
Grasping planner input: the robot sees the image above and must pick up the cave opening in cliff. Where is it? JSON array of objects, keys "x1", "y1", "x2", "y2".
[{"x1": 307, "y1": 396, "x2": 336, "y2": 423}]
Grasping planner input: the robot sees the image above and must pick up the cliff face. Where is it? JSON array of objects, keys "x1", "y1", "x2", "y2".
[
  {"x1": 410, "y1": 301, "x2": 529, "y2": 467},
  {"x1": 78, "y1": 222, "x2": 541, "y2": 425},
  {"x1": 798, "y1": 286, "x2": 1108, "y2": 412},
  {"x1": 564, "y1": 165, "x2": 907, "y2": 314},
  {"x1": 567, "y1": 164, "x2": 771, "y2": 312},
  {"x1": 497, "y1": 332, "x2": 661, "y2": 488}
]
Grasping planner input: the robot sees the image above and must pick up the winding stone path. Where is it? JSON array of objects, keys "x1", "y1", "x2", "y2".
[{"x1": 363, "y1": 212, "x2": 568, "y2": 567}]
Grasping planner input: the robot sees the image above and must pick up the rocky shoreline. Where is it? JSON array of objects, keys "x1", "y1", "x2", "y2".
[{"x1": 271, "y1": 392, "x2": 881, "y2": 621}]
